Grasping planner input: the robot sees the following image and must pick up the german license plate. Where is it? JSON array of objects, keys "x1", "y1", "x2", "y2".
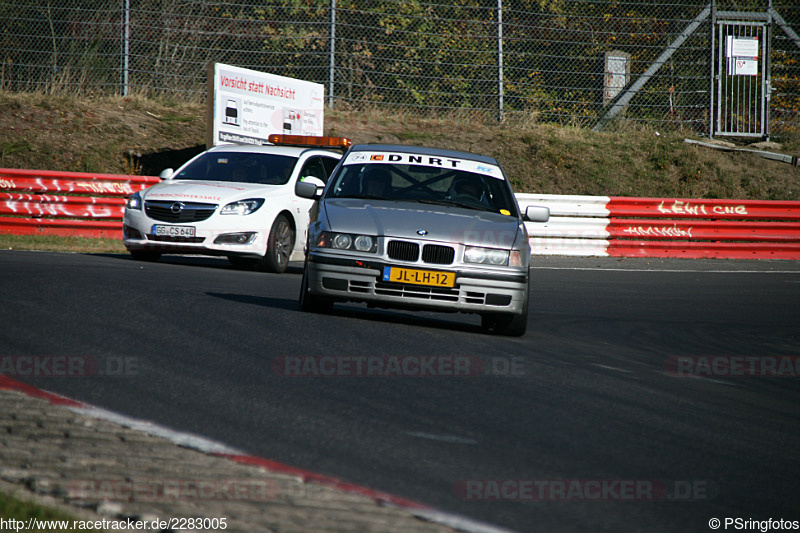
[
  {"x1": 382, "y1": 266, "x2": 455, "y2": 287},
  {"x1": 153, "y1": 225, "x2": 196, "y2": 237}
]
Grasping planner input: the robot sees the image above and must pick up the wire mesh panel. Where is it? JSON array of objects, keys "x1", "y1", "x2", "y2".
[
  {"x1": 768, "y1": 2, "x2": 800, "y2": 138},
  {"x1": 713, "y1": 19, "x2": 769, "y2": 138},
  {"x1": 0, "y1": 0, "x2": 797, "y2": 137}
]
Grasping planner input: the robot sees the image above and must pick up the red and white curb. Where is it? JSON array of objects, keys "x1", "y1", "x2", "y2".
[{"x1": 0, "y1": 375, "x2": 515, "y2": 533}]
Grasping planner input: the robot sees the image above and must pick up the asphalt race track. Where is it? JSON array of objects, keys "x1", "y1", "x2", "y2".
[{"x1": 1, "y1": 250, "x2": 799, "y2": 532}]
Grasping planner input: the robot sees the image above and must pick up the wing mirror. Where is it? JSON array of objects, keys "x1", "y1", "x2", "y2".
[
  {"x1": 159, "y1": 168, "x2": 174, "y2": 180},
  {"x1": 296, "y1": 177, "x2": 324, "y2": 199},
  {"x1": 524, "y1": 205, "x2": 550, "y2": 223}
]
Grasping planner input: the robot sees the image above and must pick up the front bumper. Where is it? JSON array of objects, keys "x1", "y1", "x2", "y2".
[
  {"x1": 122, "y1": 210, "x2": 268, "y2": 258},
  {"x1": 306, "y1": 251, "x2": 529, "y2": 315}
]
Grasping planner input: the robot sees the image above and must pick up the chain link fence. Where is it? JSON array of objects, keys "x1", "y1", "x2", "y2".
[{"x1": 1, "y1": 0, "x2": 798, "y2": 138}]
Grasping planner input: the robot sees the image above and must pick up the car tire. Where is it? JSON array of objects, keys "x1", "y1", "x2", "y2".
[
  {"x1": 299, "y1": 263, "x2": 333, "y2": 313},
  {"x1": 481, "y1": 285, "x2": 529, "y2": 337},
  {"x1": 261, "y1": 214, "x2": 294, "y2": 273},
  {"x1": 129, "y1": 250, "x2": 161, "y2": 262},
  {"x1": 481, "y1": 308, "x2": 528, "y2": 337}
]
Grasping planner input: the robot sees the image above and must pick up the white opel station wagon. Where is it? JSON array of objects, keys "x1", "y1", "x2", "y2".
[{"x1": 123, "y1": 135, "x2": 350, "y2": 272}]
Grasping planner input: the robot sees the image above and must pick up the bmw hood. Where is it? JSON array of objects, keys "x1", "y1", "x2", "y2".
[
  {"x1": 322, "y1": 199, "x2": 524, "y2": 249},
  {"x1": 141, "y1": 180, "x2": 279, "y2": 203}
]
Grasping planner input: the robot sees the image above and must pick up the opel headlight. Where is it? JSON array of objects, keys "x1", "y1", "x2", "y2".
[
  {"x1": 126, "y1": 192, "x2": 142, "y2": 210},
  {"x1": 220, "y1": 199, "x2": 264, "y2": 215},
  {"x1": 464, "y1": 246, "x2": 509, "y2": 266}
]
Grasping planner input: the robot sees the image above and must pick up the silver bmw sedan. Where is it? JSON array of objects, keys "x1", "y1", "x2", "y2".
[{"x1": 295, "y1": 143, "x2": 549, "y2": 336}]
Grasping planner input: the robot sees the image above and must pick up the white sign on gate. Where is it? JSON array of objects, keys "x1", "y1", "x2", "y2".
[
  {"x1": 732, "y1": 58, "x2": 759, "y2": 76},
  {"x1": 726, "y1": 36, "x2": 759, "y2": 58},
  {"x1": 725, "y1": 36, "x2": 759, "y2": 77},
  {"x1": 206, "y1": 62, "x2": 325, "y2": 147}
]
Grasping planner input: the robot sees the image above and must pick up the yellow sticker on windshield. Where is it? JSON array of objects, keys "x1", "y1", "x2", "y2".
[{"x1": 500, "y1": 209, "x2": 511, "y2": 216}]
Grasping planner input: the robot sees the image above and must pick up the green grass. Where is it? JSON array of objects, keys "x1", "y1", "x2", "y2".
[
  {"x1": 0, "y1": 491, "x2": 104, "y2": 532},
  {"x1": 0, "y1": 234, "x2": 125, "y2": 254}
]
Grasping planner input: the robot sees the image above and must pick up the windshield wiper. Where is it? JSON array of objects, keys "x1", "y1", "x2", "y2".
[
  {"x1": 416, "y1": 198, "x2": 492, "y2": 212},
  {"x1": 335, "y1": 194, "x2": 392, "y2": 201}
]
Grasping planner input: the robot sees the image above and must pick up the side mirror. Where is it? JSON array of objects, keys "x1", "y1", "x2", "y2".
[
  {"x1": 295, "y1": 179, "x2": 322, "y2": 199},
  {"x1": 301, "y1": 176, "x2": 325, "y2": 190},
  {"x1": 524, "y1": 205, "x2": 550, "y2": 223},
  {"x1": 159, "y1": 168, "x2": 174, "y2": 180}
]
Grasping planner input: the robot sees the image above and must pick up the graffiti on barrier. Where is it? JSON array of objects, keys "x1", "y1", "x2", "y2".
[
  {"x1": 622, "y1": 225, "x2": 693, "y2": 239},
  {"x1": 657, "y1": 200, "x2": 748, "y2": 216},
  {"x1": 77, "y1": 181, "x2": 134, "y2": 195}
]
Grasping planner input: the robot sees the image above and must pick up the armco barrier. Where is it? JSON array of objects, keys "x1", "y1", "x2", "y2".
[
  {"x1": 0, "y1": 168, "x2": 159, "y2": 239},
  {"x1": 519, "y1": 194, "x2": 800, "y2": 260},
  {"x1": 1, "y1": 168, "x2": 798, "y2": 260}
]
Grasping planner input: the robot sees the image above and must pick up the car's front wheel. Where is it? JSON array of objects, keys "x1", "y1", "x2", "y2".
[
  {"x1": 481, "y1": 288, "x2": 529, "y2": 337},
  {"x1": 299, "y1": 263, "x2": 333, "y2": 313},
  {"x1": 481, "y1": 311, "x2": 527, "y2": 337},
  {"x1": 261, "y1": 214, "x2": 294, "y2": 273}
]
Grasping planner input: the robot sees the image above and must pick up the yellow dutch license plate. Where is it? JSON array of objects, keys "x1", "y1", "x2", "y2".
[{"x1": 382, "y1": 266, "x2": 455, "y2": 287}]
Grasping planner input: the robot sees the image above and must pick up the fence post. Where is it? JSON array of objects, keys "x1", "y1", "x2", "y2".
[
  {"x1": 122, "y1": 0, "x2": 130, "y2": 97},
  {"x1": 709, "y1": 0, "x2": 716, "y2": 139},
  {"x1": 497, "y1": 0, "x2": 504, "y2": 122},
  {"x1": 329, "y1": 0, "x2": 336, "y2": 110}
]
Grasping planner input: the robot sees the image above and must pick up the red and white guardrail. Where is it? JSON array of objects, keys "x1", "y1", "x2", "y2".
[
  {"x1": 519, "y1": 194, "x2": 800, "y2": 260},
  {"x1": 0, "y1": 168, "x2": 158, "y2": 238},
  {"x1": 1, "y1": 168, "x2": 798, "y2": 259}
]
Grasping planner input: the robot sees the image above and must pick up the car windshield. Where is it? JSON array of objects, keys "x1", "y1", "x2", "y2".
[
  {"x1": 326, "y1": 162, "x2": 518, "y2": 215},
  {"x1": 174, "y1": 152, "x2": 296, "y2": 185}
]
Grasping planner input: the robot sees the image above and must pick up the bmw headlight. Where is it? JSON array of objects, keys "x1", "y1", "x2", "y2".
[
  {"x1": 317, "y1": 232, "x2": 377, "y2": 253},
  {"x1": 220, "y1": 198, "x2": 264, "y2": 216},
  {"x1": 354, "y1": 235, "x2": 375, "y2": 252},
  {"x1": 126, "y1": 192, "x2": 142, "y2": 211},
  {"x1": 333, "y1": 233, "x2": 352, "y2": 249},
  {"x1": 464, "y1": 246, "x2": 509, "y2": 266}
]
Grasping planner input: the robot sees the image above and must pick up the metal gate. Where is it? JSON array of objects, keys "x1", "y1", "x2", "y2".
[{"x1": 711, "y1": 13, "x2": 770, "y2": 139}]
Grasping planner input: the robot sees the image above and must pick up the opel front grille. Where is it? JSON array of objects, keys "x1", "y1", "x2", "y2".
[{"x1": 144, "y1": 201, "x2": 218, "y2": 223}]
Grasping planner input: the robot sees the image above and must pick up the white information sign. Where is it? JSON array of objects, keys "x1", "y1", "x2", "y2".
[
  {"x1": 725, "y1": 36, "x2": 760, "y2": 77},
  {"x1": 732, "y1": 58, "x2": 759, "y2": 76},
  {"x1": 726, "y1": 36, "x2": 760, "y2": 59},
  {"x1": 207, "y1": 63, "x2": 324, "y2": 147}
]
